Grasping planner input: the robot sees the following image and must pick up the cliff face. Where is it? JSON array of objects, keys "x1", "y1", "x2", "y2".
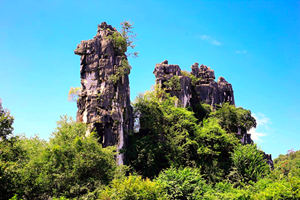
[
  {"x1": 75, "y1": 22, "x2": 133, "y2": 165},
  {"x1": 153, "y1": 60, "x2": 234, "y2": 108},
  {"x1": 153, "y1": 60, "x2": 192, "y2": 107}
]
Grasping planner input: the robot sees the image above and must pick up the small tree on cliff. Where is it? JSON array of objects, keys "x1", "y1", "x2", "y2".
[{"x1": 120, "y1": 21, "x2": 138, "y2": 58}]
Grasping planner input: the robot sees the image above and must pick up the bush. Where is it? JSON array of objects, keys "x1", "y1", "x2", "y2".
[
  {"x1": 99, "y1": 175, "x2": 166, "y2": 200},
  {"x1": 163, "y1": 76, "x2": 181, "y2": 91},
  {"x1": 202, "y1": 181, "x2": 251, "y2": 200},
  {"x1": 109, "y1": 58, "x2": 131, "y2": 84},
  {"x1": 106, "y1": 32, "x2": 127, "y2": 55},
  {"x1": 228, "y1": 144, "x2": 270, "y2": 184},
  {"x1": 156, "y1": 167, "x2": 209, "y2": 200},
  {"x1": 252, "y1": 177, "x2": 300, "y2": 199}
]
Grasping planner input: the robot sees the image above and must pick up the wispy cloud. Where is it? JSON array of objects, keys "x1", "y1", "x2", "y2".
[
  {"x1": 197, "y1": 34, "x2": 222, "y2": 46},
  {"x1": 249, "y1": 113, "x2": 270, "y2": 142},
  {"x1": 235, "y1": 50, "x2": 247, "y2": 54}
]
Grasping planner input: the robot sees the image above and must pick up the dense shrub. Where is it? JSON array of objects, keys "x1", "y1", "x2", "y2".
[
  {"x1": 156, "y1": 167, "x2": 209, "y2": 200},
  {"x1": 228, "y1": 144, "x2": 270, "y2": 185},
  {"x1": 163, "y1": 75, "x2": 181, "y2": 91},
  {"x1": 99, "y1": 175, "x2": 166, "y2": 200},
  {"x1": 210, "y1": 103, "x2": 256, "y2": 135}
]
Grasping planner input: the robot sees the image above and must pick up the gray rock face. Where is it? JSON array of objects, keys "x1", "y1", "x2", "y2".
[
  {"x1": 154, "y1": 60, "x2": 234, "y2": 107},
  {"x1": 191, "y1": 63, "x2": 235, "y2": 106},
  {"x1": 75, "y1": 22, "x2": 133, "y2": 165},
  {"x1": 153, "y1": 60, "x2": 192, "y2": 107}
]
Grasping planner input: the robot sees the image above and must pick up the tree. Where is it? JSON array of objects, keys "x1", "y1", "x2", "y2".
[
  {"x1": 228, "y1": 144, "x2": 270, "y2": 185},
  {"x1": 0, "y1": 100, "x2": 14, "y2": 140},
  {"x1": 10, "y1": 116, "x2": 117, "y2": 199},
  {"x1": 120, "y1": 21, "x2": 138, "y2": 57},
  {"x1": 210, "y1": 103, "x2": 256, "y2": 135}
]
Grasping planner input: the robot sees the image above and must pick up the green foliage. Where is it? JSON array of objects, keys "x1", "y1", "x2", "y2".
[
  {"x1": 0, "y1": 116, "x2": 117, "y2": 199},
  {"x1": 181, "y1": 70, "x2": 190, "y2": 77},
  {"x1": 127, "y1": 88, "x2": 201, "y2": 178},
  {"x1": 0, "y1": 135, "x2": 46, "y2": 200},
  {"x1": 252, "y1": 176, "x2": 300, "y2": 199},
  {"x1": 228, "y1": 144, "x2": 270, "y2": 185},
  {"x1": 127, "y1": 88, "x2": 239, "y2": 180},
  {"x1": 196, "y1": 118, "x2": 239, "y2": 182},
  {"x1": 182, "y1": 72, "x2": 201, "y2": 86},
  {"x1": 189, "y1": 103, "x2": 212, "y2": 122},
  {"x1": 108, "y1": 58, "x2": 131, "y2": 84},
  {"x1": 25, "y1": 116, "x2": 116, "y2": 198},
  {"x1": 210, "y1": 103, "x2": 256, "y2": 134},
  {"x1": 99, "y1": 175, "x2": 166, "y2": 200},
  {"x1": 156, "y1": 167, "x2": 209, "y2": 200},
  {"x1": 163, "y1": 75, "x2": 181, "y2": 91},
  {"x1": 202, "y1": 181, "x2": 251, "y2": 200},
  {"x1": 0, "y1": 101, "x2": 14, "y2": 139},
  {"x1": 107, "y1": 32, "x2": 127, "y2": 55},
  {"x1": 105, "y1": 21, "x2": 138, "y2": 57},
  {"x1": 273, "y1": 150, "x2": 300, "y2": 178}
]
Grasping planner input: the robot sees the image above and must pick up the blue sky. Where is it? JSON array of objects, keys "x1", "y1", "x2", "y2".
[{"x1": 0, "y1": 0, "x2": 299, "y2": 158}]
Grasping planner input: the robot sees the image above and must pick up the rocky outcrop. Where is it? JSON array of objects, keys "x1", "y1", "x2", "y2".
[
  {"x1": 154, "y1": 60, "x2": 274, "y2": 168},
  {"x1": 153, "y1": 60, "x2": 192, "y2": 107},
  {"x1": 263, "y1": 153, "x2": 274, "y2": 170},
  {"x1": 154, "y1": 60, "x2": 234, "y2": 107},
  {"x1": 75, "y1": 22, "x2": 133, "y2": 165},
  {"x1": 190, "y1": 63, "x2": 235, "y2": 106}
]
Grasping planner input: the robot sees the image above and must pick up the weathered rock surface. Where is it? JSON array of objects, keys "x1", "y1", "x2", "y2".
[
  {"x1": 154, "y1": 60, "x2": 234, "y2": 107},
  {"x1": 153, "y1": 60, "x2": 192, "y2": 107},
  {"x1": 75, "y1": 22, "x2": 133, "y2": 165},
  {"x1": 191, "y1": 63, "x2": 235, "y2": 106}
]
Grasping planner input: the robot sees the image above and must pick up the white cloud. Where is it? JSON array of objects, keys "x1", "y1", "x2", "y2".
[
  {"x1": 249, "y1": 113, "x2": 270, "y2": 143},
  {"x1": 197, "y1": 34, "x2": 222, "y2": 46},
  {"x1": 235, "y1": 50, "x2": 247, "y2": 54}
]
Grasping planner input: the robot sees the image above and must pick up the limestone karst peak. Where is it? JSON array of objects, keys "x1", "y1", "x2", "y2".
[
  {"x1": 154, "y1": 60, "x2": 234, "y2": 107},
  {"x1": 75, "y1": 22, "x2": 133, "y2": 165}
]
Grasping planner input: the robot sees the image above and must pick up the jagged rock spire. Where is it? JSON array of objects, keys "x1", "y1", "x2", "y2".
[
  {"x1": 75, "y1": 22, "x2": 133, "y2": 165},
  {"x1": 153, "y1": 60, "x2": 235, "y2": 107}
]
